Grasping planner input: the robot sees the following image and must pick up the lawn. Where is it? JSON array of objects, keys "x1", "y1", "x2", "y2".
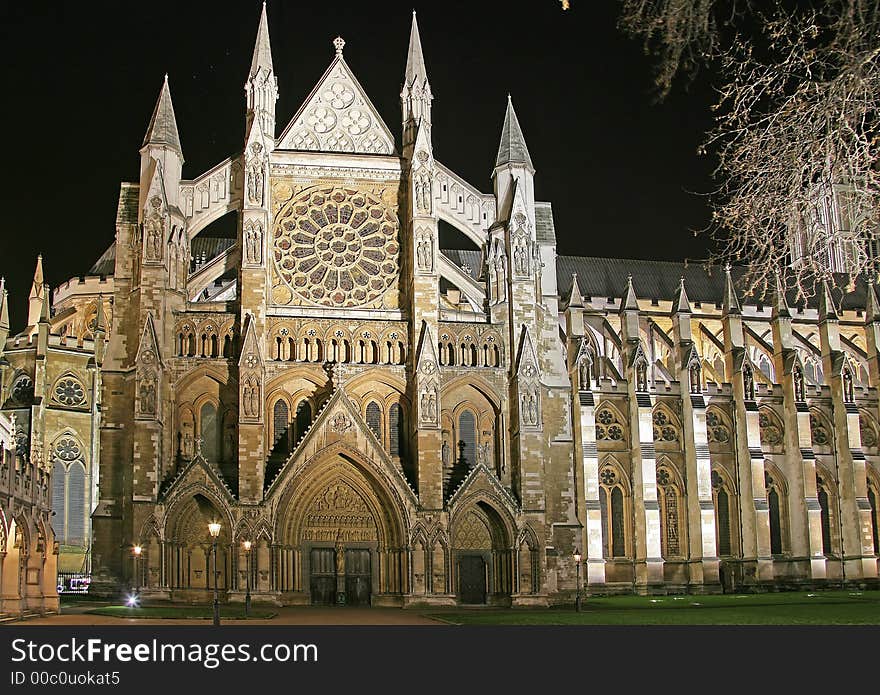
[
  {"x1": 86, "y1": 605, "x2": 276, "y2": 620},
  {"x1": 426, "y1": 591, "x2": 880, "y2": 625}
]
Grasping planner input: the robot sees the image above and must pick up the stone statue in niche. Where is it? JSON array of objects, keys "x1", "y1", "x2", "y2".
[
  {"x1": 414, "y1": 174, "x2": 431, "y2": 213},
  {"x1": 144, "y1": 196, "x2": 165, "y2": 261},
  {"x1": 245, "y1": 221, "x2": 263, "y2": 264},
  {"x1": 242, "y1": 381, "x2": 260, "y2": 418},
  {"x1": 139, "y1": 380, "x2": 156, "y2": 415},
  {"x1": 247, "y1": 143, "x2": 264, "y2": 206},
  {"x1": 743, "y1": 364, "x2": 755, "y2": 400},
  {"x1": 416, "y1": 234, "x2": 433, "y2": 272},
  {"x1": 442, "y1": 439, "x2": 450, "y2": 466}
]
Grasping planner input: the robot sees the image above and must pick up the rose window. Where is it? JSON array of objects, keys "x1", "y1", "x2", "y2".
[
  {"x1": 54, "y1": 437, "x2": 81, "y2": 462},
  {"x1": 54, "y1": 377, "x2": 86, "y2": 406},
  {"x1": 273, "y1": 186, "x2": 399, "y2": 307}
]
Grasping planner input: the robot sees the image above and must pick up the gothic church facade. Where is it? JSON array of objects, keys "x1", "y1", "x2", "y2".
[{"x1": 2, "y1": 8, "x2": 879, "y2": 611}]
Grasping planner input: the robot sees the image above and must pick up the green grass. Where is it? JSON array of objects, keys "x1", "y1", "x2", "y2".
[
  {"x1": 86, "y1": 605, "x2": 276, "y2": 620},
  {"x1": 426, "y1": 591, "x2": 880, "y2": 625}
]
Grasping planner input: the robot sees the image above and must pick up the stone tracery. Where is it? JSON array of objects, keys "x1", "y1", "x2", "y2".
[{"x1": 272, "y1": 186, "x2": 400, "y2": 308}]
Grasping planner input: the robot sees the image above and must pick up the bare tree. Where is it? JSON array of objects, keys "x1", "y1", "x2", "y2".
[{"x1": 619, "y1": 0, "x2": 880, "y2": 302}]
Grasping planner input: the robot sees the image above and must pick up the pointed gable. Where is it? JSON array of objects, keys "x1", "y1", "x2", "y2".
[
  {"x1": 515, "y1": 324, "x2": 540, "y2": 380},
  {"x1": 277, "y1": 43, "x2": 395, "y2": 155},
  {"x1": 136, "y1": 313, "x2": 163, "y2": 366}
]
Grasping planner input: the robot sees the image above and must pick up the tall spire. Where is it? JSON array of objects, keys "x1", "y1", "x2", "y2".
[
  {"x1": 405, "y1": 11, "x2": 429, "y2": 88},
  {"x1": 143, "y1": 75, "x2": 183, "y2": 158},
  {"x1": 722, "y1": 264, "x2": 741, "y2": 316},
  {"x1": 27, "y1": 255, "x2": 45, "y2": 327},
  {"x1": 495, "y1": 96, "x2": 534, "y2": 170},
  {"x1": 250, "y1": 2, "x2": 273, "y2": 78}
]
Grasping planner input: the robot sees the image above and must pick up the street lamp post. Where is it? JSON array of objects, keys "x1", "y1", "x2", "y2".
[
  {"x1": 242, "y1": 540, "x2": 252, "y2": 618},
  {"x1": 132, "y1": 545, "x2": 142, "y2": 601},
  {"x1": 208, "y1": 522, "x2": 221, "y2": 627},
  {"x1": 573, "y1": 549, "x2": 582, "y2": 612}
]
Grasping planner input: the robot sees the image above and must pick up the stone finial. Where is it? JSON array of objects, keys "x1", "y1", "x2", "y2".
[{"x1": 333, "y1": 36, "x2": 345, "y2": 56}]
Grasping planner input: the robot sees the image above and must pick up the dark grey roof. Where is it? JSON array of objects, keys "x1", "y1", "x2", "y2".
[
  {"x1": 191, "y1": 237, "x2": 236, "y2": 265},
  {"x1": 89, "y1": 244, "x2": 116, "y2": 276},
  {"x1": 439, "y1": 250, "x2": 874, "y2": 312},
  {"x1": 115, "y1": 183, "x2": 139, "y2": 226},
  {"x1": 535, "y1": 203, "x2": 556, "y2": 244},
  {"x1": 495, "y1": 97, "x2": 533, "y2": 169}
]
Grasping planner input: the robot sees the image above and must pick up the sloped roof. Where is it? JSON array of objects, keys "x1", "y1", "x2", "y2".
[{"x1": 495, "y1": 97, "x2": 533, "y2": 169}]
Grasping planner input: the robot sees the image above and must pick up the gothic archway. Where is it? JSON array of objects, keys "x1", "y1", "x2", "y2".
[
  {"x1": 275, "y1": 447, "x2": 409, "y2": 604},
  {"x1": 451, "y1": 498, "x2": 514, "y2": 605}
]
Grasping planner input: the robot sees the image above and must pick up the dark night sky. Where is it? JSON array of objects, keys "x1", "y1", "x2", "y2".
[{"x1": 0, "y1": 0, "x2": 716, "y2": 330}]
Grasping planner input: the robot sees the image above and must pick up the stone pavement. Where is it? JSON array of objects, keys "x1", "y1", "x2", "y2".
[{"x1": 5, "y1": 606, "x2": 442, "y2": 626}]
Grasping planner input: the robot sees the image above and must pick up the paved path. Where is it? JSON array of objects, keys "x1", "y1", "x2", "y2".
[{"x1": 7, "y1": 606, "x2": 442, "y2": 626}]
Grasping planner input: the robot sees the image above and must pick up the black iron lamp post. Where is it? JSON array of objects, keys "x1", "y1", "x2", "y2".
[
  {"x1": 208, "y1": 522, "x2": 221, "y2": 627},
  {"x1": 242, "y1": 540, "x2": 252, "y2": 618},
  {"x1": 132, "y1": 545, "x2": 142, "y2": 601},
  {"x1": 573, "y1": 548, "x2": 582, "y2": 612}
]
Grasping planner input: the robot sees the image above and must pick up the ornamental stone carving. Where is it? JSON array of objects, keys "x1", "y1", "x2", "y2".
[
  {"x1": 144, "y1": 196, "x2": 165, "y2": 261},
  {"x1": 53, "y1": 375, "x2": 87, "y2": 407},
  {"x1": 271, "y1": 186, "x2": 400, "y2": 308}
]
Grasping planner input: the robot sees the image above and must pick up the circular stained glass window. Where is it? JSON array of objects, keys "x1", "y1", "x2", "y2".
[{"x1": 272, "y1": 186, "x2": 399, "y2": 308}]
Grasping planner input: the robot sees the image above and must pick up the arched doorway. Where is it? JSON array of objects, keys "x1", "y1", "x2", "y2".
[
  {"x1": 452, "y1": 501, "x2": 513, "y2": 605},
  {"x1": 276, "y1": 451, "x2": 408, "y2": 606},
  {"x1": 165, "y1": 492, "x2": 231, "y2": 597}
]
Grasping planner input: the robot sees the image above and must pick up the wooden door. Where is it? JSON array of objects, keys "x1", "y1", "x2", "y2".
[
  {"x1": 309, "y1": 548, "x2": 336, "y2": 605},
  {"x1": 458, "y1": 555, "x2": 486, "y2": 604},
  {"x1": 344, "y1": 549, "x2": 371, "y2": 606}
]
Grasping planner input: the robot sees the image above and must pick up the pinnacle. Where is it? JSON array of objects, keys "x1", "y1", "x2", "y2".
[
  {"x1": 772, "y1": 271, "x2": 790, "y2": 319},
  {"x1": 818, "y1": 280, "x2": 838, "y2": 322},
  {"x1": 495, "y1": 96, "x2": 534, "y2": 170},
  {"x1": 620, "y1": 274, "x2": 639, "y2": 313},
  {"x1": 143, "y1": 76, "x2": 183, "y2": 157},
  {"x1": 722, "y1": 265, "x2": 741, "y2": 316},
  {"x1": 674, "y1": 276, "x2": 691, "y2": 314},
  {"x1": 405, "y1": 10, "x2": 429, "y2": 87},
  {"x1": 250, "y1": 2, "x2": 274, "y2": 77},
  {"x1": 566, "y1": 273, "x2": 584, "y2": 309}
]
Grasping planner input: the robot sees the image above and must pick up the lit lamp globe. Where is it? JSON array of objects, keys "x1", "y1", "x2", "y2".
[
  {"x1": 133, "y1": 545, "x2": 142, "y2": 557},
  {"x1": 243, "y1": 540, "x2": 252, "y2": 552},
  {"x1": 208, "y1": 522, "x2": 221, "y2": 538}
]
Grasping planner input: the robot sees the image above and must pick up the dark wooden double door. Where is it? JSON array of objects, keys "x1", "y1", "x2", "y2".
[
  {"x1": 458, "y1": 555, "x2": 487, "y2": 604},
  {"x1": 309, "y1": 548, "x2": 371, "y2": 606}
]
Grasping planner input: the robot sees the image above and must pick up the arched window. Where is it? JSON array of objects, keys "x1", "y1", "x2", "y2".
[
  {"x1": 656, "y1": 466, "x2": 682, "y2": 557},
  {"x1": 599, "y1": 465, "x2": 627, "y2": 558},
  {"x1": 366, "y1": 401, "x2": 382, "y2": 442},
  {"x1": 868, "y1": 482, "x2": 879, "y2": 555},
  {"x1": 273, "y1": 400, "x2": 289, "y2": 453},
  {"x1": 223, "y1": 334, "x2": 233, "y2": 358},
  {"x1": 712, "y1": 470, "x2": 733, "y2": 556},
  {"x1": 758, "y1": 353, "x2": 773, "y2": 381},
  {"x1": 765, "y1": 471, "x2": 786, "y2": 555},
  {"x1": 200, "y1": 402, "x2": 220, "y2": 462},
  {"x1": 67, "y1": 461, "x2": 86, "y2": 545},
  {"x1": 294, "y1": 400, "x2": 312, "y2": 446},
  {"x1": 389, "y1": 403, "x2": 404, "y2": 457},
  {"x1": 817, "y1": 475, "x2": 834, "y2": 555},
  {"x1": 51, "y1": 461, "x2": 67, "y2": 542},
  {"x1": 716, "y1": 487, "x2": 732, "y2": 556},
  {"x1": 457, "y1": 410, "x2": 477, "y2": 467}
]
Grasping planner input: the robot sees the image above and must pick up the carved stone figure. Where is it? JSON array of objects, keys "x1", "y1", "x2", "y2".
[{"x1": 144, "y1": 196, "x2": 165, "y2": 261}]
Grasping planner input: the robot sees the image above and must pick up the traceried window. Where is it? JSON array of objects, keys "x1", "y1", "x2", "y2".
[
  {"x1": 53, "y1": 375, "x2": 87, "y2": 407},
  {"x1": 652, "y1": 408, "x2": 679, "y2": 443},
  {"x1": 817, "y1": 474, "x2": 834, "y2": 555},
  {"x1": 200, "y1": 403, "x2": 220, "y2": 462},
  {"x1": 366, "y1": 401, "x2": 382, "y2": 442},
  {"x1": 599, "y1": 465, "x2": 627, "y2": 558},
  {"x1": 50, "y1": 436, "x2": 87, "y2": 547},
  {"x1": 868, "y1": 482, "x2": 879, "y2": 555},
  {"x1": 457, "y1": 410, "x2": 477, "y2": 467},
  {"x1": 273, "y1": 400, "x2": 290, "y2": 454},
  {"x1": 595, "y1": 406, "x2": 624, "y2": 442},
  {"x1": 294, "y1": 400, "x2": 313, "y2": 447},
  {"x1": 656, "y1": 465, "x2": 681, "y2": 557},
  {"x1": 765, "y1": 471, "x2": 786, "y2": 555}
]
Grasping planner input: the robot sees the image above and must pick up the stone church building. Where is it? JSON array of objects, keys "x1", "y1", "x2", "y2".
[{"x1": 3, "y1": 7, "x2": 878, "y2": 611}]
